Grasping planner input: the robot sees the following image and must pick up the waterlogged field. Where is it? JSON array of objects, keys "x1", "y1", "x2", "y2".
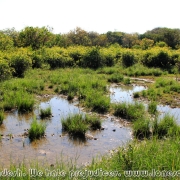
[
  {"x1": 0, "y1": 95, "x2": 131, "y2": 167},
  {"x1": 0, "y1": 67, "x2": 180, "y2": 180}
]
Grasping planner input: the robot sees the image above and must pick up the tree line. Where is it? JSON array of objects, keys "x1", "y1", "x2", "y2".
[{"x1": 0, "y1": 26, "x2": 180, "y2": 50}]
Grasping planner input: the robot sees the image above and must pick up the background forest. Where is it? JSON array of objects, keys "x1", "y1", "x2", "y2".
[{"x1": 0, "y1": 26, "x2": 180, "y2": 80}]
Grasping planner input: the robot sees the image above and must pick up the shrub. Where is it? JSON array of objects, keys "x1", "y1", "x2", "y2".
[
  {"x1": 32, "y1": 52, "x2": 43, "y2": 68},
  {"x1": 82, "y1": 47, "x2": 105, "y2": 69},
  {"x1": 44, "y1": 48, "x2": 73, "y2": 69},
  {"x1": 121, "y1": 50, "x2": 136, "y2": 67},
  {"x1": 0, "y1": 58, "x2": 12, "y2": 81},
  {"x1": 10, "y1": 50, "x2": 32, "y2": 77},
  {"x1": 40, "y1": 107, "x2": 52, "y2": 118},
  {"x1": 141, "y1": 48, "x2": 173, "y2": 69},
  {"x1": 29, "y1": 118, "x2": 46, "y2": 140}
]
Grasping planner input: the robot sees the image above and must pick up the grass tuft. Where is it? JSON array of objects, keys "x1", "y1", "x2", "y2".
[
  {"x1": 29, "y1": 117, "x2": 46, "y2": 140},
  {"x1": 148, "y1": 101, "x2": 157, "y2": 115},
  {"x1": 152, "y1": 114, "x2": 180, "y2": 138},
  {"x1": 62, "y1": 114, "x2": 88, "y2": 137},
  {"x1": 133, "y1": 118, "x2": 151, "y2": 139},
  {"x1": 40, "y1": 107, "x2": 52, "y2": 118},
  {"x1": 113, "y1": 102, "x2": 145, "y2": 121}
]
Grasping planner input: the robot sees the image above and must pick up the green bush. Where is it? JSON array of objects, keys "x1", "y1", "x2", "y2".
[
  {"x1": 44, "y1": 48, "x2": 74, "y2": 69},
  {"x1": 0, "y1": 58, "x2": 12, "y2": 81},
  {"x1": 32, "y1": 52, "x2": 43, "y2": 68},
  {"x1": 121, "y1": 50, "x2": 136, "y2": 67},
  {"x1": 10, "y1": 50, "x2": 32, "y2": 77},
  {"x1": 141, "y1": 48, "x2": 174, "y2": 69},
  {"x1": 82, "y1": 46, "x2": 105, "y2": 69}
]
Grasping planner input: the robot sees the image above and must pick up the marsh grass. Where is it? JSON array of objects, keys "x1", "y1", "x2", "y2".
[
  {"x1": 113, "y1": 102, "x2": 145, "y2": 121},
  {"x1": 40, "y1": 107, "x2": 52, "y2": 118},
  {"x1": 85, "y1": 92, "x2": 110, "y2": 113},
  {"x1": 86, "y1": 115, "x2": 102, "y2": 130},
  {"x1": 62, "y1": 114, "x2": 102, "y2": 137},
  {"x1": 87, "y1": 137, "x2": 180, "y2": 179},
  {"x1": 17, "y1": 97, "x2": 34, "y2": 113},
  {"x1": 29, "y1": 118, "x2": 46, "y2": 140},
  {"x1": 148, "y1": 101, "x2": 157, "y2": 114},
  {"x1": 62, "y1": 114, "x2": 88, "y2": 136},
  {"x1": 0, "y1": 111, "x2": 4, "y2": 125},
  {"x1": 152, "y1": 114, "x2": 180, "y2": 138},
  {"x1": 133, "y1": 118, "x2": 151, "y2": 139},
  {"x1": 107, "y1": 73, "x2": 124, "y2": 83}
]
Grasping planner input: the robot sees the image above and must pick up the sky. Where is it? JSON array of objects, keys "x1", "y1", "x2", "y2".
[{"x1": 0, "y1": 0, "x2": 179, "y2": 34}]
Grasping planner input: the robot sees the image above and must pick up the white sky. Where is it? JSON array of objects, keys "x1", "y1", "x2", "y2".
[{"x1": 0, "y1": 0, "x2": 179, "y2": 34}]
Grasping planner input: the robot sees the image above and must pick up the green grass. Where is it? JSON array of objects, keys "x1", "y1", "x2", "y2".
[
  {"x1": 40, "y1": 107, "x2": 52, "y2": 118},
  {"x1": 133, "y1": 118, "x2": 151, "y2": 139},
  {"x1": 86, "y1": 137, "x2": 180, "y2": 179},
  {"x1": 148, "y1": 101, "x2": 158, "y2": 115},
  {"x1": 152, "y1": 114, "x2": 180, "y2": 138},
  {"x1": 28, "y1": 117, "x2": 46, "y2": 140},
  {"x1": 62, "y1": 114, "x2": 88, "y2": 137},
  {"x1": 62, "y1": 114, "x2": 102, "y2": 137},
  {"x1": 113, "y1": 102, "x2": 145, "y2": 121},
  {"x1": 85, "y1": 91, "x2": 110, "y2": 113},
  {"x1": 0, "y1": 111, "x2": 4, "y2": 125},
  {"x1": 107, "y1": 73, "x2": 124, "y2": 83},
  {"x1": 86, "y1": 115, "x2": 102, "y2": 130}
]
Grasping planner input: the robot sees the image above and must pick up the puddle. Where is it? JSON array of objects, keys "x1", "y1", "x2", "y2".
[
  {"x1": 157, "y1": 105, "x2": 180, "y2": 123},
  {"x1": 110, "y1": 84, "x2": 146, "y2": 103},
  {"x1": 110, "y1": 84, "x2": 180, "y2": 123},
  {"x1": 0, "y1": 96, "x2": 131, "y2": 168}
]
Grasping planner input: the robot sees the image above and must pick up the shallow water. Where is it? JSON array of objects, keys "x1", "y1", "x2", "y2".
[
  {"x1": 110, "y1": 84, "x2": 180, "y2": 123},
  {"x1": 0, "y1": 96, "x2": 131, "y2": 168},
  {"x1": 2, "y1": 84, "x2": 179, "y2": 168},
  {"x1": 110, "y1": 84, "x2": 146, "y2": 103}
]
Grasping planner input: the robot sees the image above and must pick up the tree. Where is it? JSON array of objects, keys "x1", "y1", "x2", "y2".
[
  {"x1": 122, "y1": 33, "x2": 139, "y2": 48},
  {"x1": 106, "y1": 31, "x2": 124, "y2": 45},
  {"x1": 18, "y1": 26, "x2": 54, "y2": 49},
  {"x1": 0, "y1": 32, "x2": 14, "y2": 51},
  {"x1": 67, "y1": 27, "x2": 91, "y2": 46},
  {"x1": 140, "y1": 38, "x2": 154, "y2": 50}
]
